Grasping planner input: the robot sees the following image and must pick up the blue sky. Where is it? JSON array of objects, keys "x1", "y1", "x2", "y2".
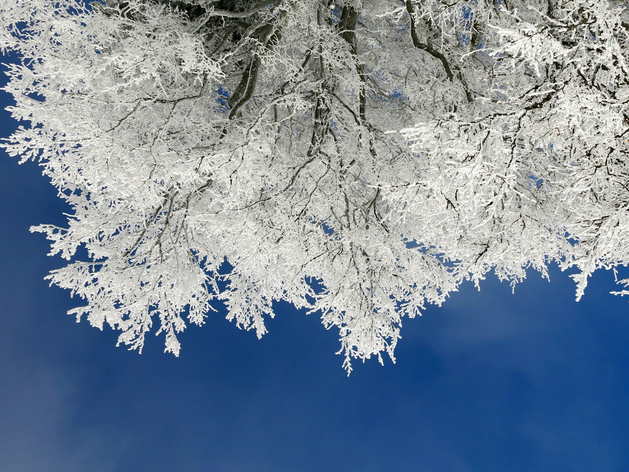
[{"x1": 2, "y1": 65, "x2": 629, "y2": 472}]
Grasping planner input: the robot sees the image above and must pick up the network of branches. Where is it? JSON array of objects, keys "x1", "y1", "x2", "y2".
[{"x1": 1, "y1": 0, "x2": 628, "y2": 372}]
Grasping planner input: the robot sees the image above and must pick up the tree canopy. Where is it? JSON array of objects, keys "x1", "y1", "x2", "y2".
[{"x1": 1, "y1": 0, "x2": 628, "y2": 372}]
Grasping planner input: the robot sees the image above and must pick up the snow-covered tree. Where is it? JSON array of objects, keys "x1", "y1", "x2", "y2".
[{"x1": 1, "y1": 0, "x2": 628, "y2": 372}]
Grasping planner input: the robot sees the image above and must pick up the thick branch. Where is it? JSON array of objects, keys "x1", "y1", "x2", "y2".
[
  {"x1": 405, "y1": 0, "x2": 473, "y2": 102},
  {"x1": 338, "y1": 5, "x2": 367, "y2": 122},
  {"x1": 228, "y1": 22, "x2": 283, "y2": 119}
]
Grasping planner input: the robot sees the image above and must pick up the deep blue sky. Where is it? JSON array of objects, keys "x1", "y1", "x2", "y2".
[{"x1": 2, "y1": 63, "x2": 629, "y2": 472}]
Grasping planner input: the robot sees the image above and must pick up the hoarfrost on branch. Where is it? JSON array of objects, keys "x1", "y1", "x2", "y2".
[{"x1": 1, "y1": 0, "x2": 628, "y2": 372}]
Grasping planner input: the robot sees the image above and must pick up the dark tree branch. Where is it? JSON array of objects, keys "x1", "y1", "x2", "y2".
[{"x1": 405, "y1": 0, "x2": 473, "y2": 103}]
